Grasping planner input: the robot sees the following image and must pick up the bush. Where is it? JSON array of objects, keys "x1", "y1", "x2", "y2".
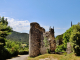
[
  {"x1": 55, "y1": 44, "x2": 65, "y2": 52},
  {"x1": 43, "y1": 37, "x2": 49, "y2": 47},
  {"x1": 47, "y1": 48, "x2": 50, "y2": 54},
  {"x1": 4, "y1": 40, "x2": 19, "y2": 57},
  {"x1": 43, "y1": 36, "x2": 50, "y2": 53},
  {"x1": 55, "y1": 34, "x2": 63, "y2": 45},
  {"x1": 70, "y1": 29, "x2": 80, "y2": 56},
  {"x1": 55, "y1": 23, "x2": 80, "y2": 52},
  {"x1": 55, "y1": 25, "x2": 73, "y2": 52},
  {"x1": 19, "y1": 50, "x2": 28, "y2": 55}
]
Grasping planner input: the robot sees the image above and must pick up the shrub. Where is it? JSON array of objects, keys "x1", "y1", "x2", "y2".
[
  {"x1": 43, "y1": 37, "x2": 49, "y2": 47},
  {"x1": 55, "y1": 23, "x2": 80, "y2": 52},
  {"x1": 43, "y1": 36, "x2": 50, "y2": 53},
  {"x1": 19, "y1": 50, "x2": 28, "y2": 55},
  {"x1": 55, "y1": 44, "x2": 65, "y2": 52},
  {"x1": 70, "y1": 29, "x2": 80, "y2": 56}
]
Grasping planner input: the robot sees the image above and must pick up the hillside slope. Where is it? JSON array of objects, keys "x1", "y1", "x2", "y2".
[{"x1": 6, "y1": 31, "x2": 29, "y2": 44}]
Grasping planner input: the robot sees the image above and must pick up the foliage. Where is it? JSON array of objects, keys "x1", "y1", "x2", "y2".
[
  {"x1": 62, "y1": 26, "x2": 73, "y2": 49},
  {"x1": 43, "y1": 36, "x2": 50, "y2": 53},
  {"x1": 55, "y1": 34, "x2": 63, "y2": 41},
  {"x1": 55, "y1": 34, "x2": 63, "y2": 46},
  {"x1": 55, "y1": 28, "x2": 72, "y2": 52},
  {"x1": 4, "y1": 39, "x2": 29, "y2": 57},
  {"x1": 43, "y1": 36, "x2": 49, "y2": 47},
  {"x1": 0, "y1": 16, "x2": 29, "y2": 59},
  {"x1": 55, "y1": 44, "x2": 65, "y2": 52},
  {"x1": 70, "y1": 24, "x2": 80, "y2": 55},
  {"x1": 55, "y1": 22, "x2": 80, "y2": 53},
  {"x1": 6, "y1": 31, "x2": 29, "y2": 44},
  {"x1": 5, "y1": 39, "x2": 19, "y2": 54},
  {"x1": 55, "y1": 23, "x2": 80, "y2": 52},
  {"x1": 0, "y1": 16, "x2": 12, "y2": 49},
  {"x1": 0, "y1": 16, "x2": 12, "y2": 59},
  {"x1": 0, "y1": 16, "x2": 8, "y2": 25}
]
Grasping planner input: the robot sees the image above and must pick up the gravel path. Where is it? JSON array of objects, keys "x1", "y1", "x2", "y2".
[{"x1": 6, "y1": 55, "x2": 29, "y2": 60}]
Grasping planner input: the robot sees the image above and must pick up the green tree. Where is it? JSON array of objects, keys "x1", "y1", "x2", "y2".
[
  {"x1": 55, "y1": 44, "x2": 65, "y2": 52},
  {"x1": 0, "y1": 16, "x2": 12, "y2": 59},
  {"x1": 0, "y1": 16, "x2": 8, "y2": 25},
  {"x1": 55, "y1": 23, "x2": 80, "y2": 52},
  {"x1": 55, "y1": 34, "x2": 63, "y2": 45},
  {"x1": 70, "y1": 24, "x2": 80, "y2": 56}
]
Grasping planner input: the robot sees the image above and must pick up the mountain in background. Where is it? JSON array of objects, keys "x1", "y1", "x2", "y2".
[{"x1": 6, "y1": 31, "x2": 29, "y2": 44}]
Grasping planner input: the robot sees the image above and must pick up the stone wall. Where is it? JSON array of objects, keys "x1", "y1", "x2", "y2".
[
  {"x1": 42, "y1": 28, "x2": 56, "y2": 52},
  {"x1": 29, "y1": 22, "x2": 45, "y2": 57},
  {"x1": 40, "y1": 32, "x2": 50, "y2": 54},
  {"x1": 29, "y1": 22, "x2": 56, "y2": 57},
  {"x1": 49, "y1": 28, "x2": 56, "y2": 52},
  {"x1": 66, "y1": 42, "x2": 72, "y2": 54}
]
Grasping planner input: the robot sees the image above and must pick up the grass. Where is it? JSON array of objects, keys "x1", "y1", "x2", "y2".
[{"x1": 27, "y1": 53, "x2": 80, "y2": 60}]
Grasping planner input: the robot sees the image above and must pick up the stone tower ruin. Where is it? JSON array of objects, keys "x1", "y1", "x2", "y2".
[
  {"x1": 43, "y1": 27, "x2": 56, "y2": 52},
  {"x1": 49, "y1": 27, "x2": 56, "y2": 52},
  {"x1": 29, "y1": 22, "x2": 56, "y2": 57},
  {"x1": 29, "y1": 22, "x2": 45, "y2": 57}
]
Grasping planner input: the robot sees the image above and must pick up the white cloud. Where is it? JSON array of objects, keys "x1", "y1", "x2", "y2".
[
  {"x1": 5, "y1": 17, "x2": 30, "y2": 33},
  {"x1": 4, "y1": 17, "x2": 67, "y2": 35}
]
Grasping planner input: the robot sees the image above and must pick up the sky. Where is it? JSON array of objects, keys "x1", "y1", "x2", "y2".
[{"x1": 0, "y1": 0, "x2": 80, "y2": 36}]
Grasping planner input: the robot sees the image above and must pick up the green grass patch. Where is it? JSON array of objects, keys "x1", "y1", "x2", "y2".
[{"x1": 27, "y1": 53, "x2": 80, "y2": 60}]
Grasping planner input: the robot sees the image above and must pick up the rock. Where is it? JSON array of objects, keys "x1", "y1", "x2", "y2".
[{"x1": 66, "y1": 42, "x2": 72, "y2": 54}]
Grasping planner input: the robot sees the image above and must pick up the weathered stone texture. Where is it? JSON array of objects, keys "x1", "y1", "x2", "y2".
[
  {"x1": 43, "y1": 28, "x2": 56, "y2": 52},
  {"x1": 50, "y1": 40, "x2": 56, "y2": 52},
  {"x1": 40, "y1": 32, "x2": 50, "y2": 54},
  {"x1": 66, "y1": 42, "x2": 72, "y2": 54},
  {"x1": 29, "y1": 22, "x2": 56, "y2": 57},
  {"x1": 49, "y1": 28, "x2": 56, "y2": 52},
  {"x1": 29, "y1": 22, "x2": 45, "y2": 57}
]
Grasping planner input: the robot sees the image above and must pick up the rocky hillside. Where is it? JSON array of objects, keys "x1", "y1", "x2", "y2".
[{"x1": 6, "y1": 31, "x2": 29, "y2": 44}]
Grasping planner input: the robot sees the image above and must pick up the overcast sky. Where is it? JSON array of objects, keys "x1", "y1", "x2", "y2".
[{"x1": 0, "y1": 0, "x2": 80, "y2": 36}]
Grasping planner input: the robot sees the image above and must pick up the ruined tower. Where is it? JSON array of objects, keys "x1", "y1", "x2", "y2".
[
  {"x1": 29, "y1": 22, "x2": 45, "y2": 57},
  {"x1": 42, "y1": 27, "x2": 56, "y2": 52},
  {"x1": 29, "y1": 23, "x2": 56, "y2": 57},
  {"x1": 49, "y1": 27, "x2": 56, "y2": 52}
]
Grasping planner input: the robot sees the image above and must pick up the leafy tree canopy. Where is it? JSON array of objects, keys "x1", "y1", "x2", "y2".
[
  {"x1": 55, "y1": 22, "x2": 80, "y2": 52},
  {"x1": 0, "y1": 16, "x2": 12, "y2": 49}
]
